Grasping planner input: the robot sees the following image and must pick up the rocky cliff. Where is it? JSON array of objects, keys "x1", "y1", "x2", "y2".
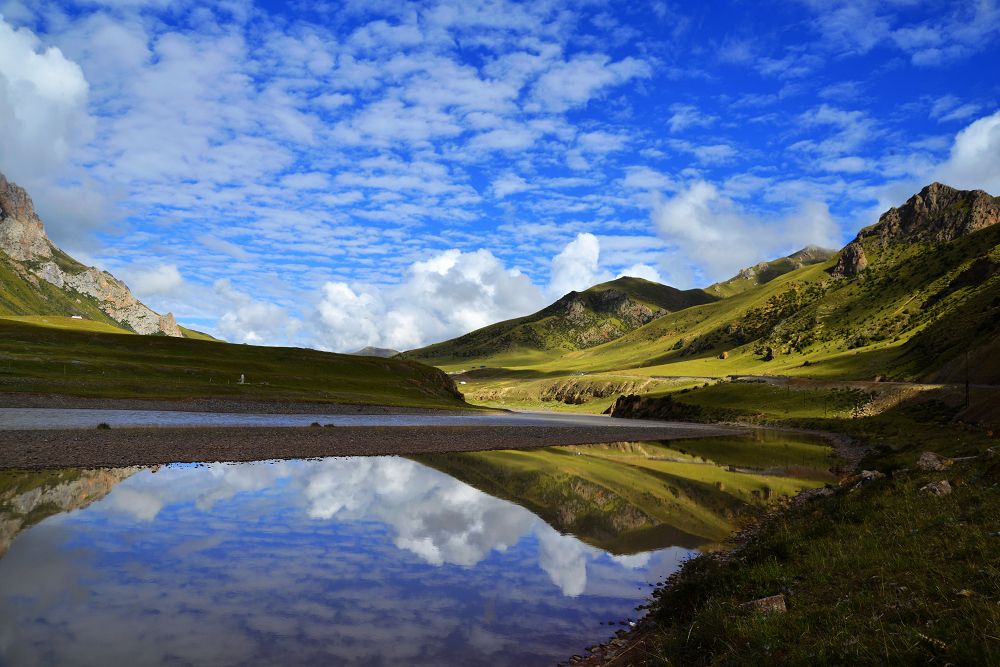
[
  {"x1": 831, "y1": 183, "x2": 1000, "y2": 279},
  {"x1": 0, "y1": 174, "x2": 182, "y2": 336},
  {"x1": 859, "y1": 182, "x2": 1000, "y2": 246}
]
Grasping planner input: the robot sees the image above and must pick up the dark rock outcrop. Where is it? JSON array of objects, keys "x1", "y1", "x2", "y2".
[
  {"x1": 0, "y1": 174, "x2": 52, "y2": 261},
  {"x1": 831, "y1": 241, "x2": 869, "y2": 278},
  {"x1": 858, "y1": 182, "x2": 1000, "y2": 246}
]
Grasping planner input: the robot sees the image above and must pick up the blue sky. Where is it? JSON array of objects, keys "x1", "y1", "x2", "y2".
[{"x1": 1, "y1": 1, "x2": 998, "y2": 350}]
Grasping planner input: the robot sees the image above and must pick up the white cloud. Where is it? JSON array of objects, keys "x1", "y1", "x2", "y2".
[
  {"x1": 819, "y1": 156, "x2": 869, "y2": 173},
  {"x1": 315, "y1": 248, "x2": 545, "y2": 351},
  {"x1": 667, "y1": 103, "x2": 715, "y2": 133},
  {"x1": 617, "y1": 263, "x2": 662, "y2": 283},
  {"x1": 128, "y1": 263, "x2": 184, "y2": 297},
  {"x1": 622, "y1": 166, "x2": 674, "y2": 191},
  {"x1": 653, "y1": 181, "x2": 841, "y2": 286},
  {"x1": 929, "y1": 95, "x2": 982, "y2": 123},
  {"x1": 530, "y1": 54, "x2": 650, "y2": 112},
  {"x1": 215, "y1": 279, "x2": 301, "y2": 345},
  {"x1": 491, "y1": 172, "x2": 534, "y2": 199},
  {"x1": 548, "y1": 233, "x2": 612, "y2": 298},
  {"x1": 792, "y1": 104, "x2": 876, "y2": 159},
  {"x1": 0, "y1": 17, "x2": 93, "y2": 183},
  {"x1": 934, "y1": 110, "x2": 1000, "y2": 194}
]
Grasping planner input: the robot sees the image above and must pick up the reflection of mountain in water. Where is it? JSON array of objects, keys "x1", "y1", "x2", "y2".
[
  {"x1": 416, "y1": 439, "x2": 828, "y2": 554},
  {"x1": 0, "y1": 467, "x2": 140, "y2": 557}
]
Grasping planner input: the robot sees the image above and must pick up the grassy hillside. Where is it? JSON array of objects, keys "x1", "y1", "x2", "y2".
[
  {"x1": 0, "y1": 255, "x2": 127, "y2": 329},
  {"x1": 425, "y1": 189, "x2": 1000, "y2": 412},
  {"x1": 404, "y1": 276, "x2": 717, "y2": 367},
  {"x1": 706, "y1": 245, "x2": 836, "y2": 298},
  {"x1": 0, "y1": 318, "x2": 466, "y2": 409}
]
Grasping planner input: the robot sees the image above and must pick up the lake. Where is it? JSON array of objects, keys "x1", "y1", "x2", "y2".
[{"x1": 0, "y1": 433, "x2": 833, "y2": 666}]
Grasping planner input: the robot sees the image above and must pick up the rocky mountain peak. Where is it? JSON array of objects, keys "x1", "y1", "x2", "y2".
[
  {"x1": 0, "y1": 172, "x2": 52, "y2": 261},
  {"x1": 859, "y1": 182, "x2": 1000, "y2": 246}
]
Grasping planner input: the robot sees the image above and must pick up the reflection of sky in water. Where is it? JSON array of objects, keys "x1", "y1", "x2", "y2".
[{"x1": 0, "y1": 458, "x2": 692, "y2": 666}]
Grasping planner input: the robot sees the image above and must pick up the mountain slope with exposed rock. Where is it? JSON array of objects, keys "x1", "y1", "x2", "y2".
[{"x1": 0, "y1": 173, "x2": 183, "y2": 336}]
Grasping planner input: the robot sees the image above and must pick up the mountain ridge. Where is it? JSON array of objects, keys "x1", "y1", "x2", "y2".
[
  {"x1": 403, "y1": 276, "x2": 717, "y2": 365},
  {"x1": 412, "y1": 182, "x2": 1000, "y2": 390}
]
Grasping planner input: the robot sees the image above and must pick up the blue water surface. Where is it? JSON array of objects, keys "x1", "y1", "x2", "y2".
[{"x1": 0, "y1": 457, "x2": 692, "y2": 666}]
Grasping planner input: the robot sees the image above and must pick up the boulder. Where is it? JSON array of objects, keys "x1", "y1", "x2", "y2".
[
  {"x1": 916, "y1": 451, "x2": 953, "y2": 472},
  {"x1": 831, "y1": 241, "x2": 869, "y2": 278},
  {"x1": 741, "y1": 594, "x2": 787, "y2": 614},
  {"x1": 919, "y1": 480, "x2": 952, "y2": 497}
]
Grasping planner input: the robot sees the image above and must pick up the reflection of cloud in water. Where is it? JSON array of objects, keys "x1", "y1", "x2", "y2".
[
  {"x1": 611, "y1": 552, "x2": 653, "y2": 570},
  {"x1": 44, "y1": 458, "x2": 673, "y2": 595},
  {"x1": 535, "y1": 527, "x2": 592, "y2": 596},
  {"x1": 302, "y1": 457, "x2": 534, "y2": 567},
  {"x1": 0, "y1": 457, "x2": 697, "y2": 665}
]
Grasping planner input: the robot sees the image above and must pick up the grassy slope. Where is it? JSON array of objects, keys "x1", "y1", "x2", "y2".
[
  {"x1": 405, "y1": 277, "x2": 717, "y2": 367},
  {"x1": 607, "y1": 382, "x2": 999, "y2": 665},
  {"x1": 432, "y1": 222, "x2": 1000, "y2": 412},
  {"x1": 0, "y1": 318, "x2": 467, "y2": 409},
  {"x1": 0, "y1": 255, "x2": 128, "y2": 329},
  {"x1": 705, "y1": 246, "x2": 836, "y2": 299}
]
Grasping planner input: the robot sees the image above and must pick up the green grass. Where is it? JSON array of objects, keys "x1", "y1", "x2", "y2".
[
  {"x1": 595, "y1": 381, "x2": 1000, "y2": 664},
  {"x1": 0, "y1": 318, "x2": 469, "y2": 409},
  {"x1": 0, "y1": 315, "x2": 132, "y2": 334}
]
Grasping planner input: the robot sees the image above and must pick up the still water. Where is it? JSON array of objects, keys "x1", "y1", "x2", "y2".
[{"x1": 0, "y1": 436, "x2": 832, "y2": 666}]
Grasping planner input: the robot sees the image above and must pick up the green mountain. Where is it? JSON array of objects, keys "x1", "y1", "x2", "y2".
[
  {"x1": 562, "y1": 183, "x2": 1000, "y2": 381},
  {"x1": 0, "y1": 316, "x2": 466, "y2": 408},
  {"x1": 418, "y1": 183, "x2": 1000, "y2": 409},
  {"x1": 0, "y1": 173, "x2": 185, "y2": 336},
  {"x1": 404, "y1": 276, "x2": 717, "y2": 366}
]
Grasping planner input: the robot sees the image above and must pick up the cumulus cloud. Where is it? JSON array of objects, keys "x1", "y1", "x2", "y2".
[
  {"x1": 667, "y1": 103, "x2": 715, "y2": 133},
  {"x1": 0, "y1": 18, "x2": 93, "y2": 182},
  {"x1": 215, "y1": 279, "x2": 301, "y2": 345},
  {"x1": 617, "y1": 263, "x2": 663, "y2": 283},
  {"x1": 127, "y1": 263, "x2": 184, "y2": 297},
  {"x1": 315, "y1": 248, "x2": 545, "y2": 351},
  {"x1": 491, "y1": 172, "x2": 534, "y2": 198},
  {"x1": 653, "y1": 181, "x2": 841, "y2": 286},
  {"x1": 548, "y1": 233, "x2": 613, "y2": 298},
  {"x1": 934, "y1": 110, "x2": 1000, "y2": 194}
]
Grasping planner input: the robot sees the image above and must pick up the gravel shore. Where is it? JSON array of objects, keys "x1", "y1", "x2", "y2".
[{"x1": 0, "y1": 422, "x2": 740, "y2": 469}]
